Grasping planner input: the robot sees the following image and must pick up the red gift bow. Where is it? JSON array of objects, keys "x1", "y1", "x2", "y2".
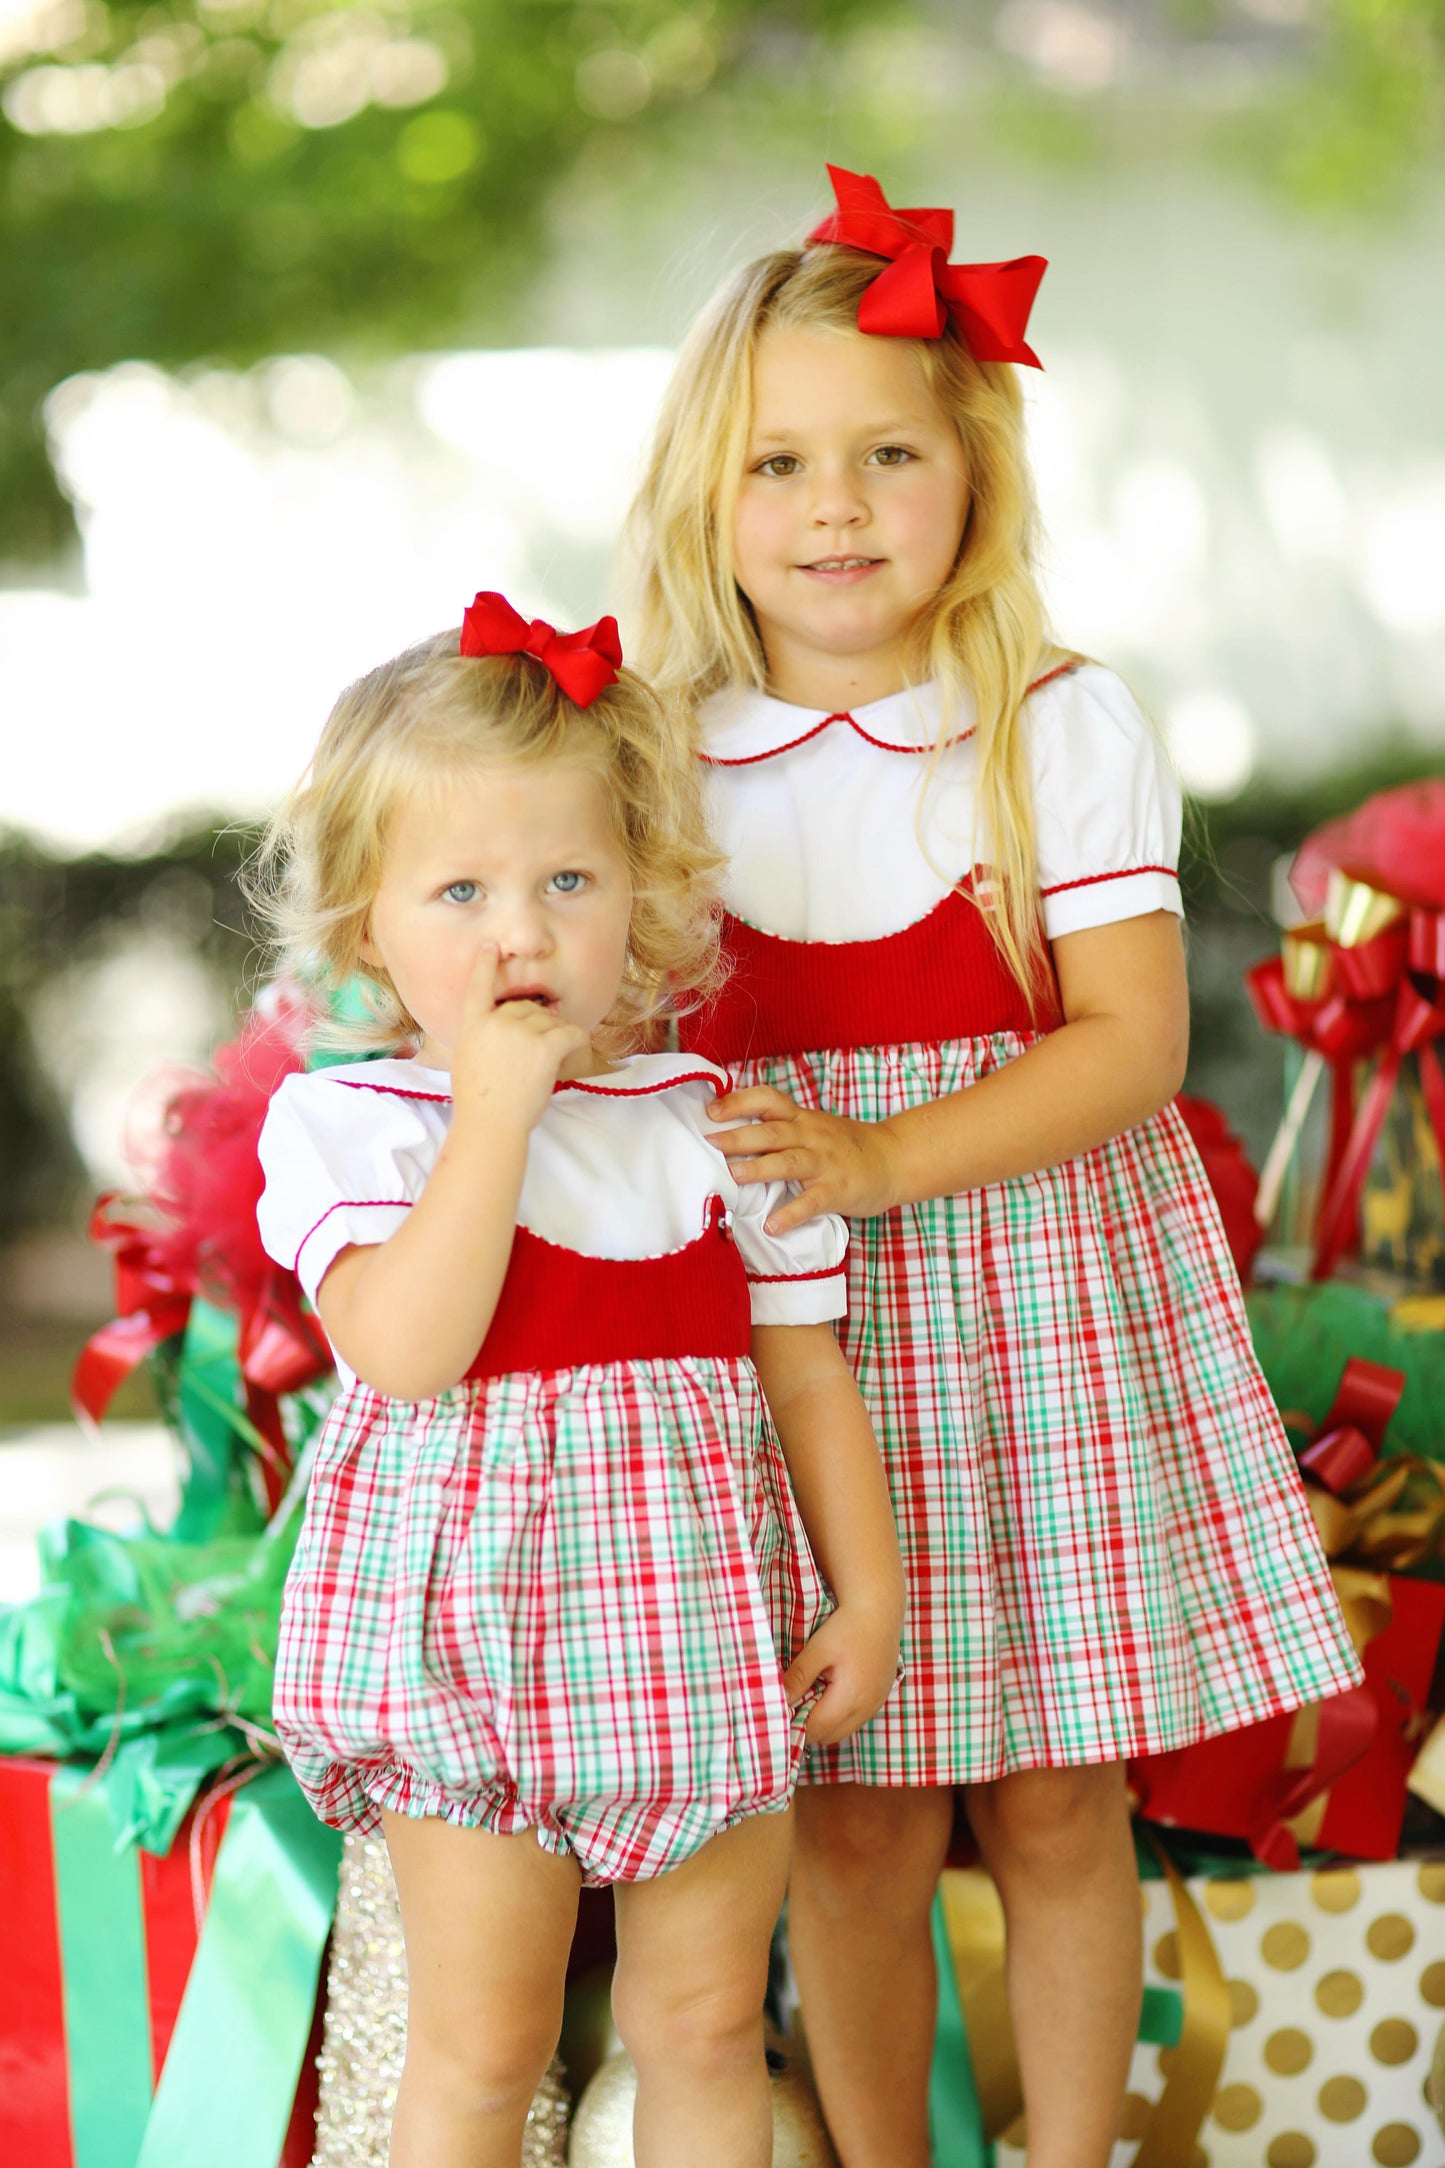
[
  {"x1": 1294, "y1": 1355, "x2": 1404, "y2": 1495},
  {"x1": 806, "y1": 165, "x2": 1047, "y2": 365},
  {"x1": 1245, "y1": 908, "x2": 1445, "y2": 1279},
  {"x1": 459, "y1": 591, "x2": 623, "y2": 708},
  {"x1": 71, "y1": 1003, "x2": 333, "y2": 1509}
]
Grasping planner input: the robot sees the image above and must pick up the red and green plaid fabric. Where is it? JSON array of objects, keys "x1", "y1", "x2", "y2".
[
  {"x1": 737, "y1": 1031, "x2": 1362, "y2": 1788},
  {"x1": 275, "y1": 1357, "x2": 826, "y2": 1884}
]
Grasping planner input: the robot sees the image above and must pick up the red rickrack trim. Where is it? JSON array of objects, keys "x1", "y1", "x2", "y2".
[
  {"x1": 746, "y1": 1264, "x2": 847, "y2": 1284},
  {"x1": 1041, "y1": 865, "x2": 1178, "y2": 898},
  {"x1": 559, "y1": 1068, "x2": 731, "y2": 1098},
  {"x1": 293, "y1": 1195, "x2": 412, "y2": 1274},
  {"x1": 699, "y1": 714, "x2": 844, "y2": 768},
  {"x1": 1026, "y1": 656, "x2": 1084, "y2": 697},
  {"x1": 700, "y1": 657, "x2": 1083, "y2": 768},
  {"x1": 335, "y1": 1077, "x2": 452, "y2": 1103}
]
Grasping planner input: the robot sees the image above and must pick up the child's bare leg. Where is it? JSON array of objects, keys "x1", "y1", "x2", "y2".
[
  {"x1": 382, "y1": 1810, "x2": 581, "y2": 2168},
  {"x1": 788, "y1": 1782, "x2": 954, "y2": 2168},
  {"x1": 610, "y1": 1808, "x2": 793, "y2": 2168},
  {"x1": 963, "y1": 1763, "x2": 1140, "y2": 2168}
]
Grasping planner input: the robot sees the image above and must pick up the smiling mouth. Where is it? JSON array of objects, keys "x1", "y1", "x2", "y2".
[{"x1": 800, "y1": 556, "x2": 883, "y2": 573}]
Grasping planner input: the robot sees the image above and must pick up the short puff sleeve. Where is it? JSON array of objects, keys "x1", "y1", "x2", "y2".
[
  {"x1": 728, "y1": 1173, "x2": 849, "y2": 1327},
  {"x1": 256, "y1": 1072, "x2": 433, "y2": 1308},
  {"x1": 1029, "y1": 664, "x2": 1183, "y2": 940}
]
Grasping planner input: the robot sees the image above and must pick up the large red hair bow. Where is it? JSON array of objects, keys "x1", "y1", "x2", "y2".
[
  {"x1": 460, "y1": 591, "x2": 624, "y2": 708},
  {"x1": 807, "y1": 165, "x2": 1047, "y2": 368}
]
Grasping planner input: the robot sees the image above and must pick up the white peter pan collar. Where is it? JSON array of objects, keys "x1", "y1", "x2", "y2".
[
  {"x1": 324, "y1": 1052, "x2": 729, "y2": 1104},
  {"x1": 698, "y1": 679, "x2": 972, "y2": 765}
]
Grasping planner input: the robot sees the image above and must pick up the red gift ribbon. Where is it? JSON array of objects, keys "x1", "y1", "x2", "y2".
[
  {"x1": 71, "y1": 1194, "x2": 194, "y2": 1425},
  {"x1": 806, "y1": 165, "x2": 1047, "y2": 364},
  {"x1": 1295, "y1": 1355, "x2": 1403, "y2": 1494},
  {"x1": 1312, "y1": 912, "x2": 1445, "y2": 1280},
  {"x1": 71, "y1": 1005, "x2": 334, "y2": 1507},
  {"x1": 1247, "y1": 901, "x2": 1445, "y2": 1278},
  {"x1": 74, "y1": 1197, "x2": 331, "y2": 1507}
]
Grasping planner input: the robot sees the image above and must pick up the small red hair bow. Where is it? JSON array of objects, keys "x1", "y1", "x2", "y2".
[
  {"x1": 459, "y1": 591, "x2": 624, "y2": 708},
  {"x1": 806, "y1": 165, "x2": 1047, "y2": 368}
]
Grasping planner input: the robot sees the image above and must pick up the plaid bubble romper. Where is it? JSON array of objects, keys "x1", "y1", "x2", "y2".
[
  {"x1": 256, "y1": 1053, "x2": 848, "y2": 1882},
  {"x1": 680, "y1": 662, "x2": 1362, "y2": 1788}
]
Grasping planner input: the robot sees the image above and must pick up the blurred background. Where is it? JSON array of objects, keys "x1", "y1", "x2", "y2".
[{"x1": 3, "y1": 0, "x2": 1445, "y2": 1421}]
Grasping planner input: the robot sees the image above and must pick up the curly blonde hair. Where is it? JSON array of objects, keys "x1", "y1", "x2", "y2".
[
  {"x1": 625, "y1": 241, "x2": 1065, "y2": 1006},
  {"x1": 251, "y1": 630, "x2": 726, "y2": 1057}
]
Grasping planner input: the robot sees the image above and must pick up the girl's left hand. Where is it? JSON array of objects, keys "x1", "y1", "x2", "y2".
[
  {"x1": 783, "y1": 1606, "x2": 902, "y2": 1747},
  {"x1": 708, "y1": 1086, "x2": 898, "y2": 1231}
]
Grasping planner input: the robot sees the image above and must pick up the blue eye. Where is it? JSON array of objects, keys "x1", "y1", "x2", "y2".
[
  {"x1": 548, "y1": 871, "x2": 587, "y2": 894},
  {"x1": 441, "y1": 881, "x2": 478, "y2": 904}
]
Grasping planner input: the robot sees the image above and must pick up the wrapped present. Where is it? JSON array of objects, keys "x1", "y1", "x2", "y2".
[
  {"x1": 0, "y1": 1752, "x2": 339, "y2": 2168},
  {"x1": 1122, "y1": 1854, "x2": 1445, "y2": 2168},
  {"x1": 1131, "y1": 1357, "x2": 1445, "y2": 1867},
  {"x1": 1247, "y1": 777, "x2": 1445, "y2": 1286},
  {"x1": 0, "y1": 996, "x2": 351, "y2": 2165},
  {"x1": 933, "y1": 1849, "x2": 1445, "y2": 2167}
]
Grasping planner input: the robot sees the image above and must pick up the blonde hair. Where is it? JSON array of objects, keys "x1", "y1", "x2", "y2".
[
  {"x1": 251, "y1": 631, "x2": 725, "y2": 1057},
  {"x1": 625, "y1": 242, "x2": 1063, "y2": 1003}
]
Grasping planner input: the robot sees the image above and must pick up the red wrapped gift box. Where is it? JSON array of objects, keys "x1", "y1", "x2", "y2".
[
  {"x1": 0, "y1": 1756, "x2": 335, "y2": 2168},
  {"x1": 1130, "y1": 1572, "x2": 1445, "y2": 1866}
]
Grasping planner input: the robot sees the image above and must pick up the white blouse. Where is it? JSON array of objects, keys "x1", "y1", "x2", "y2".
[
  {"x1": 256, "y1": 1051, "x2": 849, "y2": 1389},
  {"x1": 697, "y1": 663, "x2": 1183, "y2": 946}
]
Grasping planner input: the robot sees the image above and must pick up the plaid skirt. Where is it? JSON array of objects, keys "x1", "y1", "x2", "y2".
[
  {"x1": 274, "y1": 1356, "x2": 827, "y2": 1883},
  {"x1": 736, "y1": 1031, "x2": 1363, "y2": 1787}
]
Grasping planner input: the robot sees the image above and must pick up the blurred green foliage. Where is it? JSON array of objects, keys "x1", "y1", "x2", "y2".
[
  {"x1": 0, "y1": 0, "x2": 892, "y2": 558},
  {"x1": 3, "y1": 1, "x2": 1444, "y2": 563},
  {"x1": 0, "y1": 820, "x2": 258, "y2": 1242}
]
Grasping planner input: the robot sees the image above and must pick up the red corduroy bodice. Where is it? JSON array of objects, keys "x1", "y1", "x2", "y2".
[
  {"x1": 464, "y1": 1195, "x2": 751, "y2": 1378},
  {"x1": 680, "y1": 880, "x2": 1058, "y2": 1066}
]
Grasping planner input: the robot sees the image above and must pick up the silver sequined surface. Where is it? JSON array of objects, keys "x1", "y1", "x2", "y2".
[{"x1": 311, "y1": 1831, "x2": 570, "y2": 2166}]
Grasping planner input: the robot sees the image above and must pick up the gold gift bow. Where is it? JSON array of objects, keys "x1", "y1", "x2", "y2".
[{"x1": 936, "y1": 1837, "x2": 1229, "y2": 2165}]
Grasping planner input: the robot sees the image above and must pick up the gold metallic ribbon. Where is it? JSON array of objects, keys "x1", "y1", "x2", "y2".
[{"x1": 935, "y1": 1844, "x2": 1229, "y2": 2165}]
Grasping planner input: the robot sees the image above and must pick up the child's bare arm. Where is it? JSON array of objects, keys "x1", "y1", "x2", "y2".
[
  {"x1": 712, "y1": 911, "x2": 1189, "y2": 1231},
  {"x1": 318, "y1": 947, "x2": 587, "y2": 1398},
  {"x1": 751, "y1": 1323, "x2": 904, "y2": 1746}
]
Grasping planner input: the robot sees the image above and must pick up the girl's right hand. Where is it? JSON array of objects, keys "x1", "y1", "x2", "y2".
[
  {"x1": 783, "y1": 1603, "x2": 903, "y2": 1747},
  {"x1": 449, "y1": 944, "x2": 590, "y2": 1133}
]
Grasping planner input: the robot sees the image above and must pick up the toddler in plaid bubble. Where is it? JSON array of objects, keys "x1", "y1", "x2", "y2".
[
  {"x1": 624, "y1": 165, "x2": 1363, "y2": 2168},
  {"x1": 251, "y1": 596, "x2": 904, "y2": 2168}
]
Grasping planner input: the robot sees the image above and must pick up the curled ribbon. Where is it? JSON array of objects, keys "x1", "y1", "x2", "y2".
[
  {"x1": 806, "y1": 165, "x2": 1047, "y2": 364},
  {"x1": 459, "y1": 590, "x2": 623, "y2": 708},
  {"x1": 1247, "y1": 869, "x2": 1445, "y2": 1278}
]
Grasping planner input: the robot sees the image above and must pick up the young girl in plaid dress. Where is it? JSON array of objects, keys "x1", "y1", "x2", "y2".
[
  {"x1": 625, "y1": 167, "x2": 1362, "y2": 2168},
  {"x1": 253, "y1": 593, "x2": 903, "y2": 2168}
]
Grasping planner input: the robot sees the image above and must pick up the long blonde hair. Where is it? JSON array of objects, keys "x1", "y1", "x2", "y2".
[
  {"x1": 250, "y1": 632, "x2": 725, "y2": 1056},
  {"x1": 625, "y1": 243, "x2": 1061, "y2": 1002}
]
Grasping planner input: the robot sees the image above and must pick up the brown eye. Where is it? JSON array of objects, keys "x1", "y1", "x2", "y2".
[
  {"x1": 870, "y1": 445, "x2": 912, "y2": 467},
  {"x1": 758, "y1": 454, "x2": 800, "y2": 478}
]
